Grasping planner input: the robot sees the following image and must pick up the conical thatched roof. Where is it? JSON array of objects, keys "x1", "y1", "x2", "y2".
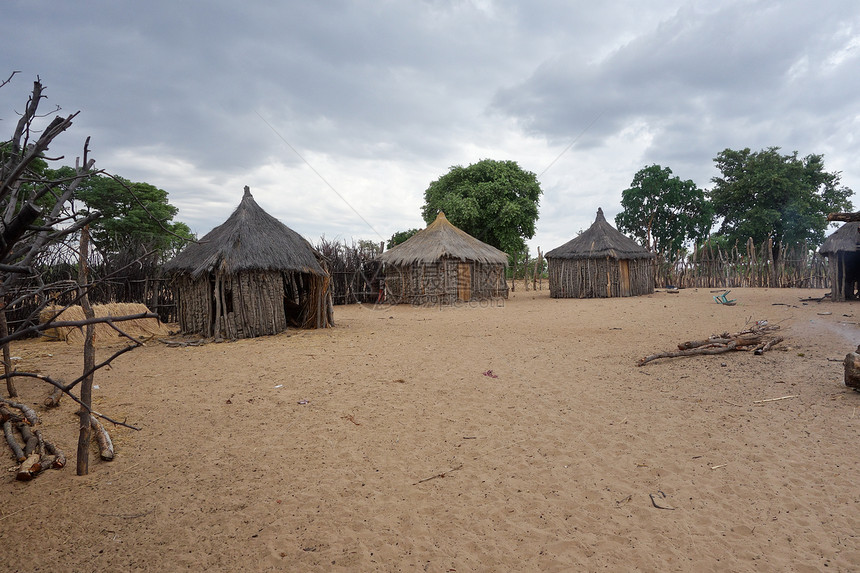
[
  {"x1": 165, "y1": 186, "x2": 327, "y2": 278},
  {"x1": 819, "y1": 222, "x2": 860, "y2": 255},
  {"x1": 545, "y1": 208, "x2": 653, "y2": 260},
  {"x1": 378, "y1": 212, "x2": 508, "y2": 266}
]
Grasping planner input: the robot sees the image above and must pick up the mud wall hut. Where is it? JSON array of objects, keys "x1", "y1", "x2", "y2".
[
  {"x1": 819, "y1": 222, "x2": 860, "y2": 301},
  {"x1": 378, "y1": 212, "x2": 508, "y2": 305},
  {"x1": 546, "y1": 208, "x2": 654, "y2": 298},
  {"x1": 164, "y1": 186, "x2": 333, "y2": 338}
]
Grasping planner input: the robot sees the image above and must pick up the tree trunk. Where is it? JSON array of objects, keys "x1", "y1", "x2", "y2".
[{"x1": 0, "y1": 309, "x2": 16, "y2": 397}]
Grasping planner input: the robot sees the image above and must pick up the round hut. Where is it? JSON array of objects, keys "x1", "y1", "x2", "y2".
[
  {"x1": 546, "y1": 207, "x2": 654, "y2": 298},
  {"x1": 378, "y1": 212, "x2": 508, "y2": 305},
  {"x1": 819, "y1": 222, "x2": 860, "y2": 301},
  {"x1": 164, "y1": 186, "x2": 333, "y2": 338}
]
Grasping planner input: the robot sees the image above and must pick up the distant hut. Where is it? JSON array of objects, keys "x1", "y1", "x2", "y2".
[
  {"x1": 165, "y1": 186, "x2": 333, "y2": 338},
  {"x1": 819, "y1": 222, "x2": 860, "y2": 301},
  {"x1": 378, "y1": 212, "x2": 508, "y2": 304},
  {"x1": 545, "y1": 207, "x2": 654, "y2": 298}
]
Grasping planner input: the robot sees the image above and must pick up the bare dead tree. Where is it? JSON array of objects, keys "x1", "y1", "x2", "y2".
[{"x1": 0, "y1": 75, "x2": 157, "y2": 477}]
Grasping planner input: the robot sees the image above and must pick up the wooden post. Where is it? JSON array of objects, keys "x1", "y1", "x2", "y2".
[{"x1": 77, "y1": 227, "x2": 95, "y2": 476}]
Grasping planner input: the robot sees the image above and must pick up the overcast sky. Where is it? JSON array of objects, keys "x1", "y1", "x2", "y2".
[{"x1": 3, "y1": 1, "x2": 859, "y2": 253}]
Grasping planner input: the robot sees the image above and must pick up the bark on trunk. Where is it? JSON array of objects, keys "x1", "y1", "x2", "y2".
[
  {"x1": 76, "y1": 227, "x2": 95, "y2": 476},
  {"x1": 0, "y1": 310, "x2": 16, "y2": 397}
]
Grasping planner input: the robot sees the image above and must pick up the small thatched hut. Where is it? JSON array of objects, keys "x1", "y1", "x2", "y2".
[
  {"x1": 546, "y1": 208, "x2": 654, "y2": 298},
  {"x1": 819, "y1": 222, "x2": 860, "y2": 301},
  {"x1": 165, "y1": 186, "x2": 333, "y2": 338},
  {"x1": 378, "y1": 212, "x2": 508, "y2": 304}
]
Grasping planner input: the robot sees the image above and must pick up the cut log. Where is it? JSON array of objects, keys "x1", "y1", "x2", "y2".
[
  {"x1": 44, "y1": 385, "x2": 63, "y2": 408},
  {"x1": 15, "y1": 451, "x2": 42, "y2": 481},
  {"x1": 34, "y1": 429, "x2": 46, "y2": 457},
  {"x1": 754, "y1": 336, "x2": 785, "y2": 355},
  {"x1": 90, "y1": 415, "x2": 115, "y2": 461},
  {"x1": 18, "y1": 422, "x2": 37, "y2": 456},
  {"x1": 0, "y1": 405, "x2": 23, "y2": 424},
  {"x1": 0, "y1": 398, "x2": 39, "y2": 426},
  {"x1": 844, "y1": 346, "x2": 860, "y2": 390},
  {"x1": 44, "y1": 440, "x2": 66, "y2": 469},
  {"x1": 3, "y1": 419, "x2": 25, "y2": 461}
]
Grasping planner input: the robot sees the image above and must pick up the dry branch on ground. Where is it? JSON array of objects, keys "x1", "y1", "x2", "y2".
[{"x1": 637, "y1": 322, "x2": 784, "y2": 366}]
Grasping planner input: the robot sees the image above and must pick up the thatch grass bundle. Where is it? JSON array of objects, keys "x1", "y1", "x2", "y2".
[{"x1": 39, "y1": 303, "x2": 171, "y2": 344}]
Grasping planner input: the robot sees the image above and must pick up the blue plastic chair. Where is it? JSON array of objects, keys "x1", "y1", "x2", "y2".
[{"x1": 713, "y1": 290, "x2": 736, "y2": 305}]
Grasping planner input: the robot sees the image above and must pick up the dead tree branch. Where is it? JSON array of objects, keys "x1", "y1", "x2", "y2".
[{"x1": 638, "y1": 322, "x2": 784, "y2": 366}]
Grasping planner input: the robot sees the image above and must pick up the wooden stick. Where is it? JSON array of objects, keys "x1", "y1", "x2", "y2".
[
  {"x1": 753, "y1": 395, "x2": 798, "y2": 404},
  {"x1": 638, "y1": 341, "x2": 738, "y2": 366},
  {"x1": 415, "y1": 464, "x2": 463, "y2": 484},
  {"x1": 649, "y1": 492, "x2": 675, "y2": 510},
  {"x1": 754, "y1": 336, "x2": 784, "y2": 355},
  {"x1": 3, "y1": 419, "x2": 24, "y2": 461}
]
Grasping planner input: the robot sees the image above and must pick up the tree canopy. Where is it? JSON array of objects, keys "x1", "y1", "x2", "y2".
[
  {"x1": 387, "y1": 228, "x2": 420, "y2": 249},
  {"x1": 615, "y1": 164, "x2": 713, "y2": 255},
  {"x1": 68, "y1": 172, "x2": 193, "y2": 263},
  {"x1": 709, "y1": 147, "x2": 853, "y2": 255},
  {"x1": 421, "y1": 159, "x2": 542, "y2": 255}
]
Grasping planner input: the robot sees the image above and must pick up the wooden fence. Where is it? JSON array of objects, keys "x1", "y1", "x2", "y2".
[
  {"x1": 654, "y1": 238, "x2": 829, "y2": 290},
  {"x1": 315, "y1": 238, "x2": 382, "y2": 305},
  {"x1": 3, "y1": 263, "x2": 177, "y2": 335}
]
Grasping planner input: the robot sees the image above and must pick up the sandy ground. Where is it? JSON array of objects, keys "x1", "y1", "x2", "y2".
[{"x1": 1, "y1": 286, "x2": 859, "y2": 572}]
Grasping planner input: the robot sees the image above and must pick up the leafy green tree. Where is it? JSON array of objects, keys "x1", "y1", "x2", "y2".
[
  {"x1": 65, "y1": 172, "x2": 193, "y2": 262},
  {"x1": 615, "y1": 164, "x2": 713, "y2": 255},
  {"x1": 421, "y1": 159, "x2": 542, "y2": 255},
  {"x1": 387, "y1": 228, "x2": 420, "y2": 249},
  {"x1": 709, "y1": 147, "x2": 853, "y2": 258}
]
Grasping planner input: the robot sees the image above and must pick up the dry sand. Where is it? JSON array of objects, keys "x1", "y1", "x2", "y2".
[{"x1": 1, "y1": 286, "x2": 859, "y2": 572}]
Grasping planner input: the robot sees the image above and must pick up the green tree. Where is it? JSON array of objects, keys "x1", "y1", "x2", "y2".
[
  {"x1": 68, "y1": 172, "x2": 193, "y2": 262},
  {"x1": 709, "y1": 147, "x2": 853, "y2": 258},
  {"x1": 356, "y1": 239, "x2": 382, "y2": 257},
  {"x1": 421, "y1": 159, "x2": 542, "y2": 255},
  {"x1": 387, "y1": 228, "x2": 420, "y2": 249},
  {"x1": 615, "y1": 165, "x2": 713, "y2": 255}
]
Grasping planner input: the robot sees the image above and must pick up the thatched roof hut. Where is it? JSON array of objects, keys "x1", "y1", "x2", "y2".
[
  {"x1": 165, "y1": 186, "x2": 333, "y2": 338},
  {"x1": 378, "y1": 212, "x2": 508, "y2": 304},
  {"x1": 545, "y1": 207, "x2": 654, "y2": 298},
  {"x1": 819, "y1": 222, "x2": 860, "y2": 301}
]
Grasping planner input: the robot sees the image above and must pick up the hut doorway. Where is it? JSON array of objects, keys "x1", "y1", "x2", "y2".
[
  {"x1": 458, "y1": 263, "x2": 472, "y2": 301},
  {"x1": 619, "y1": 260, "x2": 631, "y2": 297},
  {"x1": 838, "y1": 252, "x2": 860, "y2": 299}
]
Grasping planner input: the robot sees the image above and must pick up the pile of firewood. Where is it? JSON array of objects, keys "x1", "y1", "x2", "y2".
[
  {"x1": 637, "y1": 321, "x2": 784, "y2": 366},
  {"x1": 1, "y1": 398, "x2": 65, "y2": 481},
  {"x1": 1, "y1": 397, "x2": 114, "y2": 481}
]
